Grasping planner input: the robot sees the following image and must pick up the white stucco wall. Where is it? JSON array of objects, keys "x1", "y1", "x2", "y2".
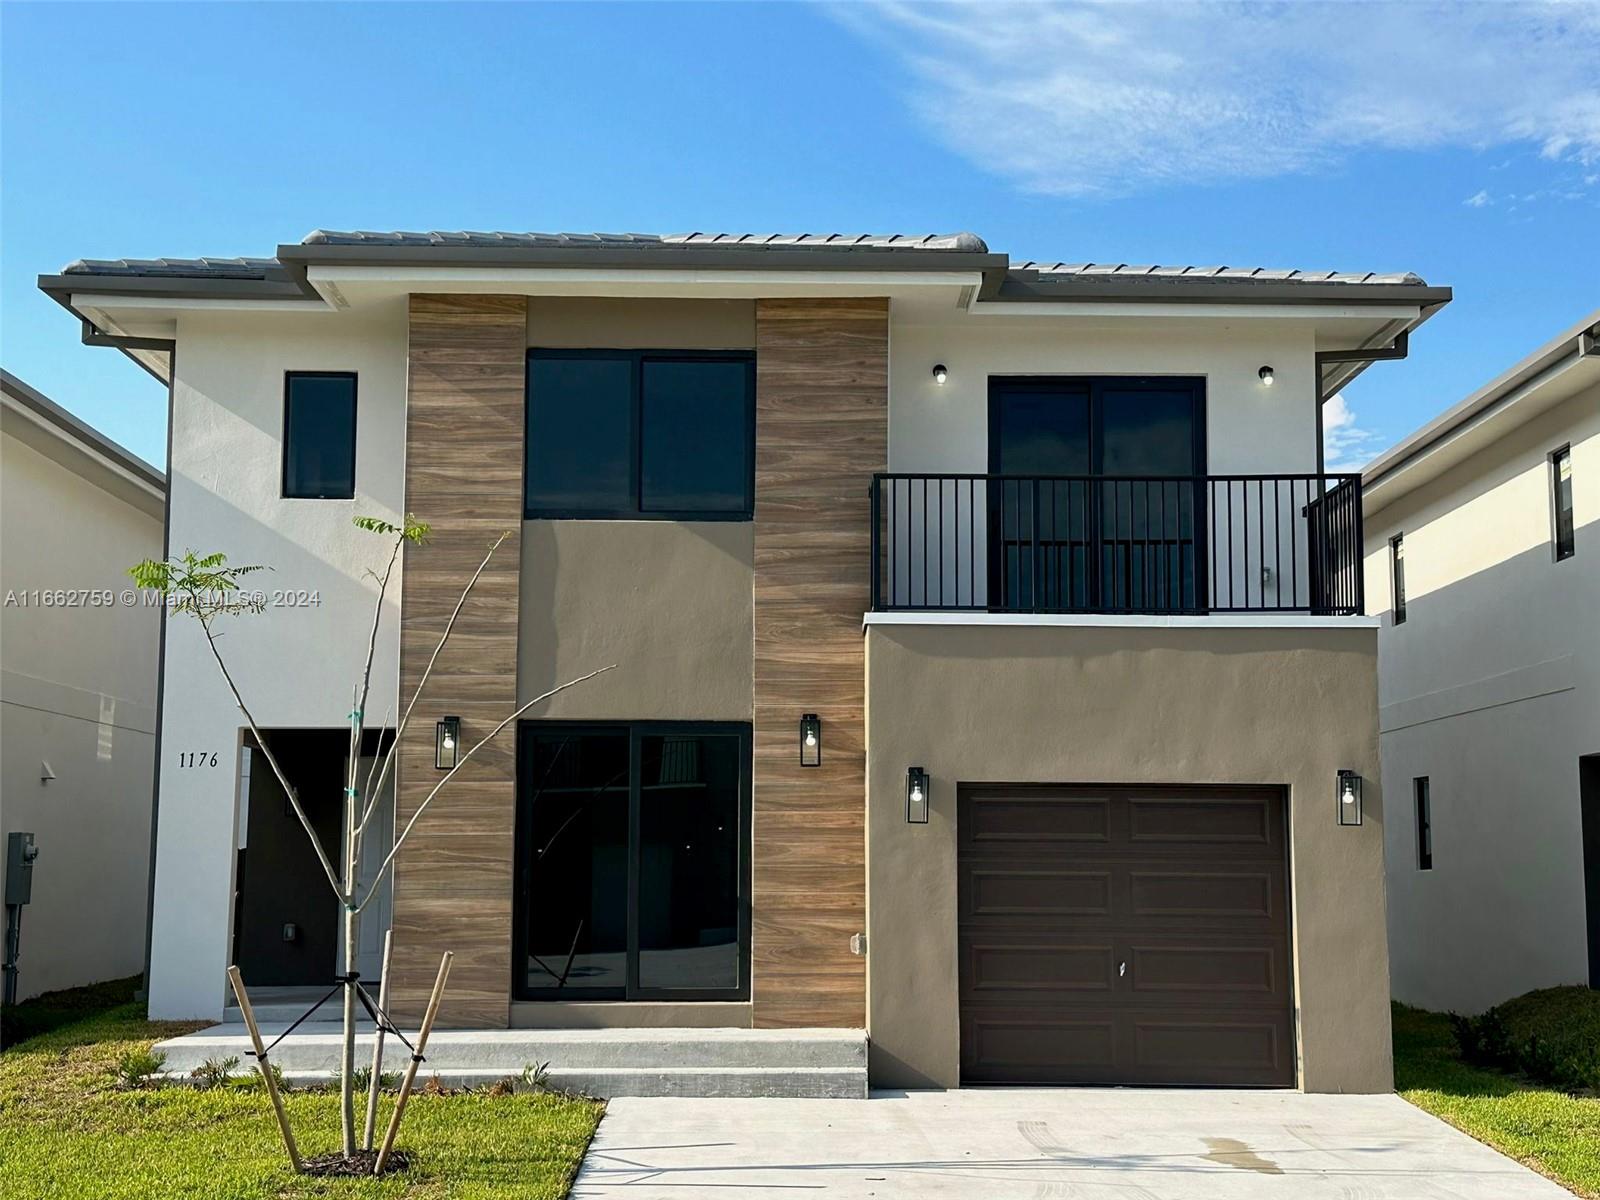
[
  {"x1": 887, "y1": 313, "x2": 1318, "y2": 474},
  {"x1": 146, "y1": 303, "x2": 407, "y2": 1019},
  {"x1": 885, "y1": 313, "x2": 1324, "y2": 610},
  {"x1": 1, "y1": 430, "x2": 162, "y2": 999},
  {"x1": 1364, "y1": 383, "x2": 1599, "y2": 1012}
]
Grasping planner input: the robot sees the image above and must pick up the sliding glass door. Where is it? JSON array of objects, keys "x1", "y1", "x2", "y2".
[
  {"x1": 514, "y1": 722, "x2": 750, "y2": 1001},
  {"x1": 988, "y1": 376, "x2": 1207, "y2": 612}
]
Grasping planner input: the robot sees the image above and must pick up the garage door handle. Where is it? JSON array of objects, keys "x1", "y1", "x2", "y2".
[{"x1": 1119, "y1": 961, "x2": 1127, "y2": 978}]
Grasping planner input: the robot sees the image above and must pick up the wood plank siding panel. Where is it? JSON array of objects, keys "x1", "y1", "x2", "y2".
[
  {"x1": 752, "y1": 298, "x2": 887, "y2": 1029},
  {"x1": 392, "y1": 294, "x2": 527, "y2": 1028}
]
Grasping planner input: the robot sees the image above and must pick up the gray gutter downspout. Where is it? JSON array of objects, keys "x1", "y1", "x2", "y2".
[
  {"x1": 77, "y1": 319, "x2": 176, "y2": 1004},
  {"x1": 1313, "y1": 330, "x2": 1411, "y2": 477}
]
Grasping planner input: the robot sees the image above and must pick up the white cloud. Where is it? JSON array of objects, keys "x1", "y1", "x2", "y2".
[
  {"x1": 833, "y1": 1, "x2": 1600, "y2": 196},
  {"x1": 1323, "y1": 394, "x2": 1383, "y2": 472},
  {"x1": 1463, "y1": 189, "x2": 1493, "y2": 208}
]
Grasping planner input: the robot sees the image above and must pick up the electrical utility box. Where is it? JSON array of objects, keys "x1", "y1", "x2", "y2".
[{"x1": 5, "y1": 833, "x2": 38, "y2": 906}]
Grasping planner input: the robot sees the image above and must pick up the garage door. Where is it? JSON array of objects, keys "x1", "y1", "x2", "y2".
[{"x1": 958, "y1": 784, "x2": 1294, "y2": 1087}]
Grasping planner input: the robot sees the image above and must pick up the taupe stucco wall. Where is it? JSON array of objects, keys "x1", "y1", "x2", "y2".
[
  {"x1": 527, "y1": 296, "x2": 755, "y2": 349},
  {"x1": 517, "y1": 295, "x2": 757, "y2": 721},
  {"x1": 518, "y1": 520, "x2": 754, "y2": 719},
  {"x1": 864, "y1": 622, "x2": 1389, "y2": 1093}
]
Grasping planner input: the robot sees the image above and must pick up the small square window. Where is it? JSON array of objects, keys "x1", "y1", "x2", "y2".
[
  {"x1": 283, "y1": 372, "x2": 356, "y2": 499},
  {"x1": 1552, "y1": 446, "x2": 1575, "y2": 561}
]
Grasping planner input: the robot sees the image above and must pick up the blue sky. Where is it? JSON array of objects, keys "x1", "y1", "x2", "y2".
[{"x1": 3, "y1": 1, "x2": 1596, "y2": 470}]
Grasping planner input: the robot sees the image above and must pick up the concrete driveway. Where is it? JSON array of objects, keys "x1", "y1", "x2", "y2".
[{"x1": 573, "y1": 1088, "x2": 1570, "y2": 1198}]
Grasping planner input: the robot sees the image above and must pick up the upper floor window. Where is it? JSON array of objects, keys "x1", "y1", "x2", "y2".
[
  {"x1": 525, "y1": 350, "x2": 755, "y2": 519},
  {"x1": 1552, "y1": 445, "x2": 1575, "y2": 561},
  {"x1": 1390, "y1": 533, "x2": 1407, "y2": 624},
  {"x1": 1415, "y1": 776, "x2": 1432, "y2": 870},
  {"x1": 282, "y1": 372, "x2": 357, "y2": 499}
]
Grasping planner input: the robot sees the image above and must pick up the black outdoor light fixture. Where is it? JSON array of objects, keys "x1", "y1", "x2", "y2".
[
  {"x1": 906, "y1": 767, "x2": 929, "y2": 824},
  {"x1": 1258, "y1": 365, "x2": 1275, "y2": 387},
  {"x1": 436, "y1": 716, "x2": 461, "y2": 771},
  {"x1": 1337, "y1": 769, "x2": 1363, "y2": 826},
  {"x1": 800, "y1": 713, "x2": 822, "y2": 767},
  {"x1": 931, "y1": 364, "x2": 949, "y2": 385}
]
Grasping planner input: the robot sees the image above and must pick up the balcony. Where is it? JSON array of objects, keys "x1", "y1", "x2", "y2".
[{"x1": 869, "y1": 473, "x2": 1364, "y2": 617}]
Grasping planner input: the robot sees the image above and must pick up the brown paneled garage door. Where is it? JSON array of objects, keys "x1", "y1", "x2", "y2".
[{"x1": 958, "y1": 784, "x2": 1294, "y2": 1087}]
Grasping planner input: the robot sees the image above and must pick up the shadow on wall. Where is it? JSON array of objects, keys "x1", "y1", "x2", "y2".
[{"x1": 1373, "y1": 517, "x2": 1598, "y2": 1015}]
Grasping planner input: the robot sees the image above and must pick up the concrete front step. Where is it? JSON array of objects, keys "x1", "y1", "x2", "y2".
[{"x1": 152, "y1": 1024, "x2": 868, "y2": 1099}]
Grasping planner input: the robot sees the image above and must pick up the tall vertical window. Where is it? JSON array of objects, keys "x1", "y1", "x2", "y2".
[
  {"x1": 282, "y1": 372, "x2": 357, "y2": 499},
  {"x1": 1390, "y1": 533, "x2": 1407, "y2": 624},
  {"x1": 515, "y1": 721, "x2": 750, "y2": 1000},
  {"x1": 1552, "y1": 445, "x2": 1575, "y2": 561},
  {"x1": 1415, "y1": 777, "x2": 1432, "y2": 870}
]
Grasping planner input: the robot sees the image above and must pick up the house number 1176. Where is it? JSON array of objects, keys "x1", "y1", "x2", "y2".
[{"x1": 178, "y1": 751, "x2": 219, "y2": 768}]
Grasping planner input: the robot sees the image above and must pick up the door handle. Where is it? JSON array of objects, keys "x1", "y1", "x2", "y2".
[{"x1": 1119, "y1": 961, "x2": 1127, "y2": 978}]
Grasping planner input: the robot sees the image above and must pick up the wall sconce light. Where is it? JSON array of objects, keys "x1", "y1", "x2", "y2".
[
  {"x1": 931, "y1": 364, "x2": 948, "y2": 385},
  {"x1": 436, "y1": 716, "x2": 461, "y2": 771},
  {"x1": 906, "y1": 766, "x2": 929, "y2": 824},
  {"x1": 1337, "y1": 769, "x2": 1363, "y2": 826},
  {"x1": 1258, "y1": 365, "x2": 1275, "y2": 387},
  {"x1": 799, "y1": 713, "x2": 822, "y2": 767}
]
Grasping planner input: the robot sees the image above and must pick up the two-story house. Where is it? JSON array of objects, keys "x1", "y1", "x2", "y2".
[
  {"x1": 1363, "y1": 312, "x2": 1600, "y2": 1015},
  {"x1": 1, "y1": 369, "x2": 164, "y2": 1005},
  {"x1": 42, "y1": 231, "x2": 1448, "y2": 1093}
]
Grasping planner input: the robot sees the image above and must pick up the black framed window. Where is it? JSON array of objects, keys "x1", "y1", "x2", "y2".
[
  {"x1": 514, "y1": 721, "x2": 750, "y2": 1000},
  {"x1": 1415, "y1": 777, "x2": 1432, "y2": 870},
  {"x1": 1552, "y1": 445, "x2": 1575, "y2": 561},
  {"x1": 525, "y1": 350, "x2": 755, "y2": 519},
  {"x1": 282, "y1": 372, "x2": 357, "y2": 499},
  {"x1": 1390, "y1": 533, "x2": 1407, "y2": 624}
]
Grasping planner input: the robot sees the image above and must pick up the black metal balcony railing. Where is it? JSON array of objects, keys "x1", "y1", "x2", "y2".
[{"x1": 870, "y1": 473, "x2": 1364, "y2": 616}]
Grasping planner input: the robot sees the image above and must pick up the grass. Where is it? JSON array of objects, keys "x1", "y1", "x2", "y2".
[
  {"x1": 1394, "y1": 1001, "x2": 1600, "y2": 1197},
  {"x1": 0, "y1": 1001, "x2": 604, "y2": 1200},
  {"x1": 0, "y1": 974, "x2": 142, "y2": 1050}
]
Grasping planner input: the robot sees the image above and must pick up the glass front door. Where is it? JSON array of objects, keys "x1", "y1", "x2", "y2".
[{"x1": 515, "y1": 722, "x2": 750, "y2": 1000}]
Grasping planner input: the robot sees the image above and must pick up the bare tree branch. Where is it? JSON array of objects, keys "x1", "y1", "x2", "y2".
[
  {"x1": 354, "y1": 700, "x2": 395, "y2": 837},
  {"x1": 355, "y1": 663, "x2": 616, "y2": 912},
  {"x1": 355, "y1": 531, "x2": 510, "y2": 841},
  {"x1": 193, "y1": 600, "x2": 345, "y2": 899}
]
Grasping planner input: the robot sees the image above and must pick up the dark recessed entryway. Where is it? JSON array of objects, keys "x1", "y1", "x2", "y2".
[{"x1": 957, "y1": 783, "x2": 1294, "y2": 1087}]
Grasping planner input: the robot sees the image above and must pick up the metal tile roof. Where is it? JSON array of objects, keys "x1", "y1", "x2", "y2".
[
  {"x1": 48, "y1": 232, "x2": 1439, "y2": 295},
  {"x1": 62, "y1": 256, "x2": 283, "y2": 279},
  {"x1": 300, "y1": 229, "x2": 990, "y2": 252},
  {"x1": 1013, "y1": 262, "x2": 1426, "y2": 286}
]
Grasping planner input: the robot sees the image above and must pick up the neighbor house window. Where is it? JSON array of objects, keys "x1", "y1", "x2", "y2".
[
  {"x1": 282, "y1": 372, "x2": 357, "y2": 499},
  {"x1": 524, "y1": 350, "x2": 754, "y2": 519},
  {"x1": 1415, "y1": 777, "x2": 1432, "y2": 870},
  {"x1": 514, "y1": 721, "x2": 750, "y2": 1000},
  {"x1": 1389, "y1": 534, "x2": 1407, "y2": 624},
  {"x1": 1552, "y1": 445, "x2": 1575, "y2": 561}
]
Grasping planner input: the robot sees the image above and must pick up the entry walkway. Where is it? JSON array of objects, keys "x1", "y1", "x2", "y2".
[{"x1": 574, "y1": 1087, "x2": 1568, "y2": 1198}]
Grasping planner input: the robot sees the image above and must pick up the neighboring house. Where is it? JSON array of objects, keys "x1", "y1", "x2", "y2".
[
  {"x1": 41, "y1": 231, "x2": 1449, "y2": 1093},
  {"x1": 0, "y1": 369, "x2": 165, "y2": 1002},
  {"x1": 1363, "y1": 313, "x2": 1600, "y2": 1015}
]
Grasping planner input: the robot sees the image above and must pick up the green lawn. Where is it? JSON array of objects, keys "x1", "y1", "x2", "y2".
[
  {"x1": 0, "y1": 1002, "x2": 604, "y2": 1200},
  {"x1": 1394, "y1": 1002, "x2": 1600, "y2": 1197}
]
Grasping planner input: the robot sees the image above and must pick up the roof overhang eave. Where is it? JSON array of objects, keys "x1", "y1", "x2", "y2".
[{"x1": 992, "y1": 275, "x2": 1453, "y2": 307}]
